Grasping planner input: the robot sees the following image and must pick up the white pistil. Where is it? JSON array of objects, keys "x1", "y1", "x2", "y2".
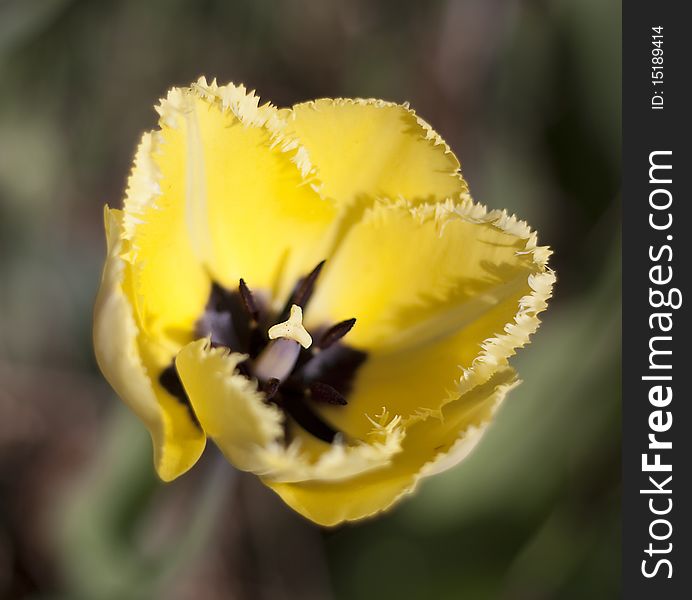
[
  {"x1": 267, "y1": 304, "x2": 312, "y2": 349},
  {"x1": 254, "y1": 304, "x2": 312, "y2": 383},
  {"x1": 254, "y1": 338, "x2": 301, "y2": 383}
]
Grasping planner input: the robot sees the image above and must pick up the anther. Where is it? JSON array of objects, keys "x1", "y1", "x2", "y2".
[
  {"x1": 291, "y1": 260, "x2": 325, "y2": 308},
  {"x1": 318, "y1": 318, "x2": 356, "y2": 350},
  {"x1": 309, "y1": 382, "x2": 347, "y2": 405},
  {"x1": 238, "y1": 278, "x2": 259, "y2": 323},
  {"x1": 261, "y1": 377, "x2": 281, "y2": 401}
]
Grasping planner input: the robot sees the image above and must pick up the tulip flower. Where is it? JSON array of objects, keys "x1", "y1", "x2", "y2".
[{"x1": 94, "y1": 78, "x2": 555, "y2": 526}]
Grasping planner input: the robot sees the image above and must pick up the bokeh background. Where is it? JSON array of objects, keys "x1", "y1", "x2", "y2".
[{"x1": 0, "y1": 0, "x2": 621, "y2": 598}]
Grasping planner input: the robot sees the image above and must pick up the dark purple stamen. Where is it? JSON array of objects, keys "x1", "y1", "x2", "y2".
[
  {"x1": 262, "y1": 377, "x2": 281, "y2": 401},
  {"x1": 318, "y1": 318, "x2": 357, "y2": 350},
  {"x1": 290, "y1": 260, "x2": 326, "y2": 309},
  {"x1": 238, "y1": 278, "x2": 259, "y2": 323},
  {"x1": 300, "y1": 344, "x2": 366, "y2": 398},
  {"x1": 309, "y1": 381, "x2": 347, "y2": 405}
]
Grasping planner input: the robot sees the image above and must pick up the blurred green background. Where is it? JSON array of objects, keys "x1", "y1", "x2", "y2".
[{"x1": 0, "y1": 0, "x2": 620, "y2": 598}]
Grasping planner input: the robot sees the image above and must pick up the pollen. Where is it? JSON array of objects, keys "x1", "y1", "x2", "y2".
[{"x1": 268, "y1": 304, "x2": 313, "y2": 349}]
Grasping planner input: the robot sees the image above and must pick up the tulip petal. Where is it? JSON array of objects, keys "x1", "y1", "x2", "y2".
[
  {"x1": 94, "y1": 208, "x2": 161, "y2": 432},
  {"x1": 111, "y1": 80, "x2": 341, "y2": 482},
  {"x1": 304, "y1": 198, "x2": 553, "y2": 434},
  {"x1": 280, "y1": 98, "x2": 466, "y2": 206},
  {"x1": 175, "y1": 339, "x2": 285, "y2": 473},
  {"x1": 259, "y1": 409, "x2": 404, "y2": 484},
  {"x1": 150, "y1": 78, "x2": 337, "y2": 301},
  {"x1": 121, "y1": 130, "x2": 210, "y2": 344},
  {"x1": 118, "y1": 129, "x2": 208, "y2": 481},
  {"x1": 94, "y1": 208, "x2": 206, "y2": 481},
  {"x1": 176, "y1": 338, "x2": 404, "y2": 483},
  {"x1": 265, "y1": 367, "x2": 518, "y2": 526}
]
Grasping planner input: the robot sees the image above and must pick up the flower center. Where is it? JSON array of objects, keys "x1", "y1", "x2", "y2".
[{"x1": 159, "y1": 261, "x2": 365, "y2": 444}]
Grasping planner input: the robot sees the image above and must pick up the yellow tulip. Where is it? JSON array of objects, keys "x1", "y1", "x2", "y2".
[{"x1": 93, "y1": 77, "x2": 555, "y2": 526}]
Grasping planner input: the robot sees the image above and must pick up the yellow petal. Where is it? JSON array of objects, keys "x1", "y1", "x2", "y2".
[
  {"x1": 305, "y1": 198, "x2": 554, "y2": 434},
  {"x1": 265, "y1": 368, "x2": 518, "y2": 526},
  {"x1": 176, "y1": 338, "x2": 404, "y2": 483},
  {"x1": 259, "y1": 410, "x2": 404, "y2": 484},
  {"x1": 121, "y1": 130, "x2": 210, "y2": 344},
  {"x1": 94, "y1": 208, "x2": 206, "y2": 482},
  {"x1": 94, "y1": 208, "x2": 161, "y2": 432},
  {"x1": 114, "y1": 78, "x2": 339, "y2": 480},
  {"x1": 119, "y1": 127, "x2": 207, "y2": 481},
  {"x1": 175, "y1": 339, "x2": 285, "y2": 473},
  {"x1": 154, "y1": 78, "x2": 337, "y2": 301},
  {"x1": 279, "y1": 98, "x2": 466, "y2": 206}
]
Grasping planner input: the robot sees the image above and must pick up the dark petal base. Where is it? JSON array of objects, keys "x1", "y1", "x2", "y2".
[
  {"x1": 159, "y1": 262, "x2": 366, "y2": 444},
  {"x1": 159, "y1": 364, "x2": 200, "y2": 428}
]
